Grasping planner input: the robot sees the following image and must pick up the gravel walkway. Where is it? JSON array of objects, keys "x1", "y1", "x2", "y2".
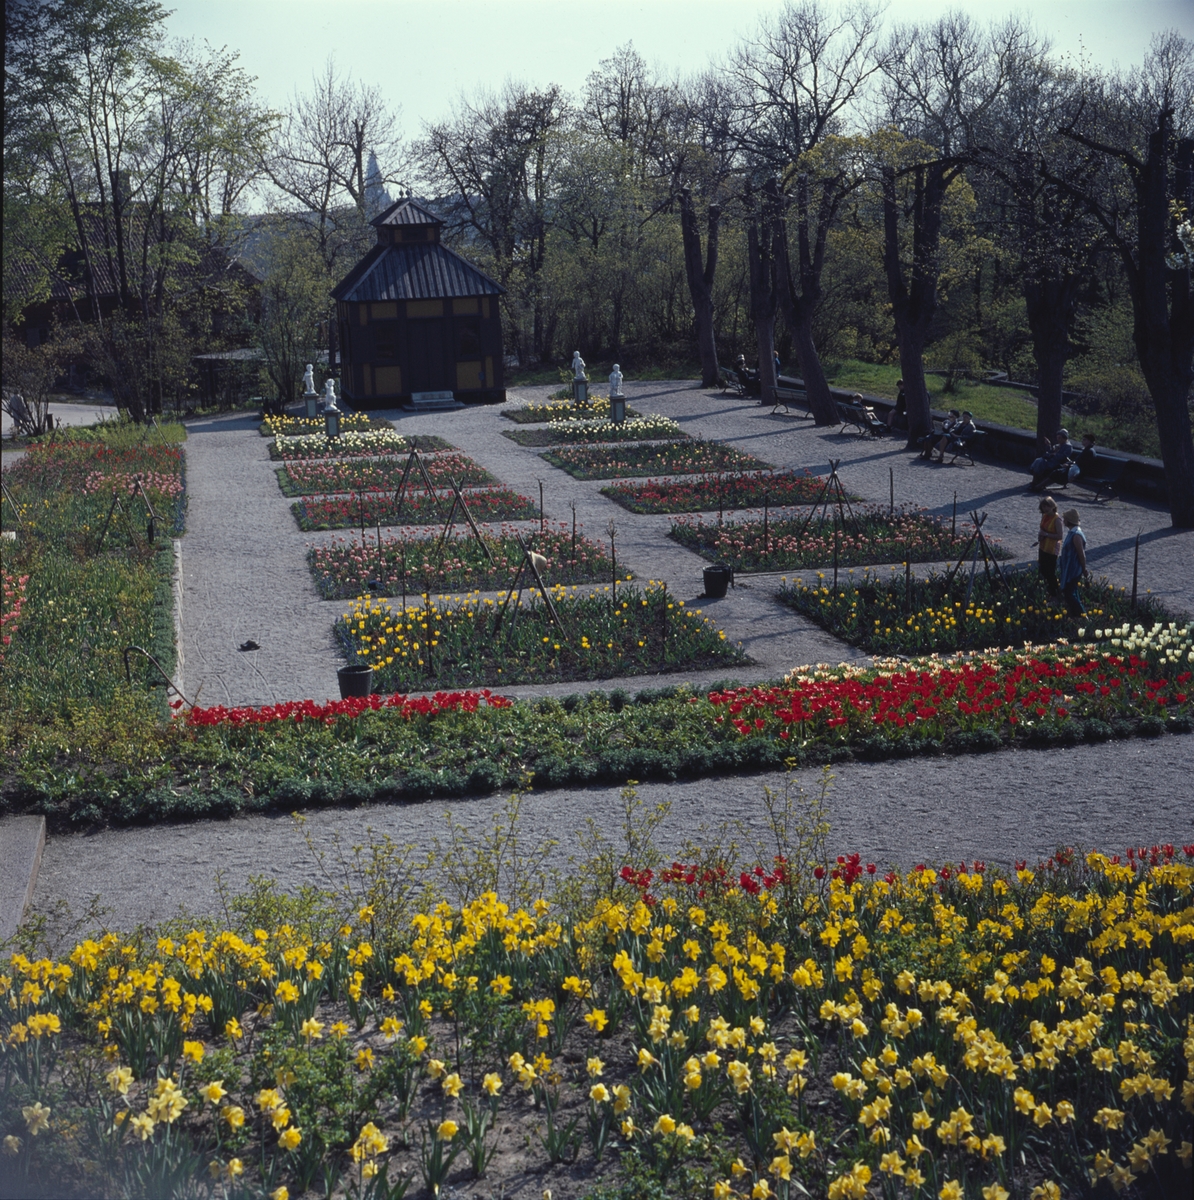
[{"x1": 27, "y1": 382, "x2": 1194, "y2": 937}]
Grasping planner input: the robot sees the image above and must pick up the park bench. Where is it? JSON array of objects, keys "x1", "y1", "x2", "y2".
[
  {"x1": 718, "y1": 366, "x2": 747, "y2": 397},
  {"x1": 836, "y1": 398, "x2": 887, "y2": 437},
  {"x1": 1045, "y1": 453, "x2": 1130, "y2": 501},
  {"x1": 941, "y1": 427, "x2": 985, "y2": 465},
  {"x1": 770, "y1": 385, "x2": 814, "y2": 418}
]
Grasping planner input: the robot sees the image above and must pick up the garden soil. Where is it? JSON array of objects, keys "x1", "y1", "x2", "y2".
[{"x1": 17, "y1": 381, "x2": 1194, "y2": 937}]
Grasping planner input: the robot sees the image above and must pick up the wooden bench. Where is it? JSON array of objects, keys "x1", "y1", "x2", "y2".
[
  {"x1": 836, "y1": 399, "x2": 887, "y2": 436},
  {"x1": 943, "y1": 428, "x2": 984, "y2": 465},
  {"x1": 1080, "y1": 455, "x2": 1130, "y2": 500},
  {"x1": 771, "y1": 386, "x2": 814, "y2": 418},
  {"x1": 719, "y1": 366, "x2": 747, "y2": 397}
]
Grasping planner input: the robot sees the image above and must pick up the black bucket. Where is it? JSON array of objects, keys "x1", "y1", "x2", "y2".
[
  {"x1": 703, "y1": 563, "x2": 734, "y2": 599},
  {"x1": 337, "y1": 663, "x2": 373, "y2": 699}
]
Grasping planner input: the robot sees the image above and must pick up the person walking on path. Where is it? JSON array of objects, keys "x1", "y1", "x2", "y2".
[
  {"x1": 1035, "y1": 496, "x2": 1064, "y2": 598},
  {"x1": 1058, "y1": 508, "x2": 1088, "y2": 617}
]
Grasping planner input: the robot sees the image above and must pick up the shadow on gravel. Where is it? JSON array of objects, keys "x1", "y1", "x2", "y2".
[
  {"x1": 185, "y1": 413, "x2": 261, "y2": 433},
  {"x1": 1088, "y1": 525, "x2": 1193, "y2": 563}
]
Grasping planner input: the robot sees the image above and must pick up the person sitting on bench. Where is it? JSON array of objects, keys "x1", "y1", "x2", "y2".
[
  {"x1": 1072, "y1": 433, "x2": 1098, "y2": 482},
  {"x1": 1029, "y1": 429, "x2": 1075, "y2": 490},
  {"x1": 931, "y1": 410, "x2": 976, "y2": 462},
  {"x1": 919, "y1": 409, "x2": 959, "y2": 459}
]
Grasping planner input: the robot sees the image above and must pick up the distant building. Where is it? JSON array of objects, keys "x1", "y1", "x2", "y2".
[
  {"x1": 364, "y1": 151, "x2": 392, "y2": 219},
  {"x1": 332, "y1": 198, "x2": 506, "y2": 407}
]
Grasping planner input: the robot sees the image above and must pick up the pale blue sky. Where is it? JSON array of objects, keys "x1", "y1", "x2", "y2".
[{"x1": 167, "y1": 0, "x2": 1194, "y2": 142}]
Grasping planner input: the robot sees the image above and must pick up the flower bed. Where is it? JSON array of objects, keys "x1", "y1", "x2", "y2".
[
  {"x1": 335, "y1": 581, "x2": 744, "y2": 689},
  {"x1": 671, "y1": 506, "x2": 1009, "y2": 572},
  {"x1": 276, "y1": 452, "x2": 496, "y2": 497},
  {"x1": 777, "y1": 567, "x2": 1182, "y2": 655},
  {"x1": 260, "y1": 412, "x2": 384, "y2": 437},
  {"x1": 292, "y1": 486, "x2": 539, "y2": 532},
  {"x1": 268, "y1": 430, "x2": 453, "y2": 460},
  {"x1": 307, "y1": 522, "x2": 621, "y2": 599},
  {"x1": 502, "y1": 413, "x2": 685, "y2": 446},
  {"x1": 4, "y1": 638, "x2": 1192, "y2": 830},
  {"x1": 0, "y1": 423, "x2": 183, "y2": 735},
  {"x1": 185, "y1": 688, "x2": 510, "y2": 726},
  {"x1": 503, "y1": 395, "x2": 642, "y2": 424},
  {"x1": 2, "y1": 832, "x2": 1190, "y2": 1199},
  {"x1": 543, "y1": 440, "x2": 769, "y2": 480},
  {"x1": 1, "y1": 569, "x2": 29, "y2": 663},
  {"x1": 603, "y1": 470, "x2": 843, "y2": 514}
]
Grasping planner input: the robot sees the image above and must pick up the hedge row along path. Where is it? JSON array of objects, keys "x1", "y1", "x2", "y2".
[{"x1": 14, "y1": 380, "x2": 1194, "y2": 934}]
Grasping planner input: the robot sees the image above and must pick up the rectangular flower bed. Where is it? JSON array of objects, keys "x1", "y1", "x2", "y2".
[
  {"x1": 292, "y1": 486, "x2": 539, "y2": 531},
  {"x1": 336, "y1": 581, "x2": 745, "y2": 689},
  {"x1": 307, "y1": 522, "x2": 622, "y2": 599},
  {"x1": 777, "y1": 565, "x2": 1184, "y2": 655},
  {"x1": 542, "y1": 439, "x2": 768, "y2": 480},
  {"x1": 268, "y1": 430, "x2": 454, "y2": 460},
  {"x1": 670, "y1": 505, "x2": 1008, "y2": 571},
  {"x1": 260, "y1": 412, "x2": 388, "y2": 437},
  {"x1": 276, "y1": 452, "x2": 496, "y2": 497},
  {"x1": 5, "y1": 801, "x2": 1191, "y2": 1200},
  {"x1": 502, "y1": 414, "x2": 684, "y2": 446},
  {"x1": 602, "y1": 470, "x2": 847, "y2": 514},
  {"x1": 503, "y1": 395, "x2": 642, "y2": 423}
]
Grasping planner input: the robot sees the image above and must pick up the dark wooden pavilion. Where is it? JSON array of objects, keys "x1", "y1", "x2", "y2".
[{"x1": 333, "y1": 198, "x2": 506, "y2": 407}]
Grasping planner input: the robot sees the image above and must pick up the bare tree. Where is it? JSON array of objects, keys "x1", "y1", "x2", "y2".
[
  {"x1": 417, "y1": 83, "x2": 567, "y2": 364},
  {"x1": 876, "y1": 13, "x2": 1035, "y2": 443},
  {"x1": 728, "y1": 0, "x2": 882, "y2": 413},
  {"x1": 1049, "y1": 32, "x2": 1194, "y2": 527}
]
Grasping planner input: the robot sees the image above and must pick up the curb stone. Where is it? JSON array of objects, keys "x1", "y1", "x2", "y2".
[{"x1": 0, "y1": 815, "x2": 46, "y2": 943}]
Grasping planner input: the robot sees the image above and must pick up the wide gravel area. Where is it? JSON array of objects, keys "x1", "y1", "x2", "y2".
[{"x1": 26, "y1": 382, "x2": 1194, "y2": 936}]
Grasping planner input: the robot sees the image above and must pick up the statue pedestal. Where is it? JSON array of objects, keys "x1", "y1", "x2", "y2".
[
  {"x1": 572, "y1": 379, "x2": 589, "y2": 408},
  {"x1": 303, "y1": 390, "x2": 318, "y2": 419},
  {"x1": 610, "y1": 394, "x2": 626, "y2": 424}
]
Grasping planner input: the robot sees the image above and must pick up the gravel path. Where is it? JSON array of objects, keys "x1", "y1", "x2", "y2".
[{"x1": 27, "y1": 383, "x2": 1194, "y2": 937}]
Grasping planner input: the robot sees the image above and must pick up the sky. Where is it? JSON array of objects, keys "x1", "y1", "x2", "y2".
[{"x1": 165, "y1": 0, "x2": 1194, "y2": 156}]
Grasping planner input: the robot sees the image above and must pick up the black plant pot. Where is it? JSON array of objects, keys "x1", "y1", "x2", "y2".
[
  {"x1": 337, "y1": 663, "x2": 373, "y2": 699},
  {"x1": 703, "y1": 563, "x2": 734, "y2": 599}
]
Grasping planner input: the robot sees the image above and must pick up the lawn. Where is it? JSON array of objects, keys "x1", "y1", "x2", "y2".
[
  {"x1": 669, "y1": 507, "x2": 1005, "y2": 573},
  {"x1": 543, "y1": 440, "x2": 769, "y2": 481}
]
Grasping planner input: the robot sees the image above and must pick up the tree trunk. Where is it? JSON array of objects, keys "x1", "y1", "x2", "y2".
[
  {"x1": 1024, "y1": 273, "x2": 1077, "y2": 449},
  {"x1": 881, "y1": 163, "x2": 953, "y2": 444},
  {"x1": 678, "y1": 189, "x2": 721, "y2": 387},
  {"x1": 747, "y1": 181, "x2": 781, "y2": 408},
  {"x1": 1128, "y1": 119, "x2": 1194, "y2": 527},
  {"x1": 786, "y1": 308, "x2": 837, "y2": 424}
]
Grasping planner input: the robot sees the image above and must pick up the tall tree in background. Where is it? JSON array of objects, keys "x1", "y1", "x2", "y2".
[
  {"x1": 727, "y1": 0, "x2": 882, "y2": 416},
  {"x1": 876, "y1": 13, "x2": 1033, "y2": 443},
  {"x1": 4, "y1": 0, "x2": 273, "y2": 417},
  {"x1": 1052, "y1": 33, "x2": 1194, "y2": 527},
  {"x1": 418, "y1": 84, "x2": 567, "y2": 364}
]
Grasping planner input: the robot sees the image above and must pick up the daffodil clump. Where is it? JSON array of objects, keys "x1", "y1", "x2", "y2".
[
  {"x1": 269, "y1": 428, "x2": 452, "y2": 460},
  {"x1": 336, "y1": 581, "x2": 742, "y2": 689},
  {"x1": 778, "y1": 568, "x2": 1185, "y2": 657},
  {"x1": 503, "y1": 394, "x2": 626, "y2": 423},
  {"x1": 504, "y1": 413, "x2": 686, "y2": 447},
  {"x1": 260, "y1": 412, "x2": 378, "y2": 438},
  {"x1": 2, "y1": 844, "x2": 1190, "y2": 1198}
]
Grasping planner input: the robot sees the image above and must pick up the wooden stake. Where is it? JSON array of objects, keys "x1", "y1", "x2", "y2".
[
  {"x1": 905, "y1": 559, "x2": 912, "y2": 614},
  {"x1": 763, "y1": 491, "x2": 770, "y2": 555},
  {"x1": 571, "y1": 501, "x2": 577, "y2": 564},
  {"x1": 889, "y1": 466, "x2": 894, "y2": 515},
  {"x1": 952, "y1": 492, "x2": 957, "y2": 538},
  {"x1": 833, "y1": 518, "x2": 840, "y2": 594},
  {"x1": 538, "y1": 478, "x2": 545, "y2": 532}
]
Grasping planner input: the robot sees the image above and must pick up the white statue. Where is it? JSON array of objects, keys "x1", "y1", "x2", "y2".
[
  {"x1": 609, "y1": 364, "x2": 623, "y2": 396},
  {"x1": 571, "y1": 350, "x2": 587, "y2": 381},
  {"x1": 323, "y1": 378, "x2": 337, "y2": 403},
  {"x1": 303, "y1": 364, "x2": 316, "y2": 394}
]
